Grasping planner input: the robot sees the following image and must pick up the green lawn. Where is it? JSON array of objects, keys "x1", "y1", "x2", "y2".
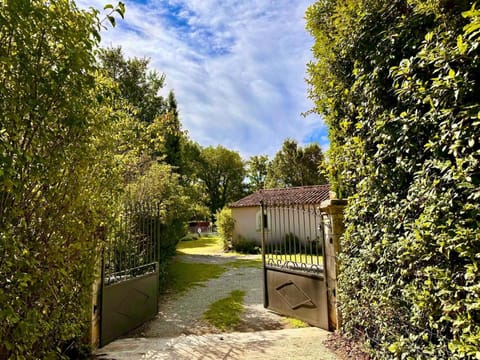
[
  {"x1": 177, "y1": 235, "x2": 319, "y2": 265},
  {"x1": 203, "y1": 290, "x2": 246, "y2": 330},
  {"x1": 164, "y1": 235, "x2": 262, "y2": 296},
  {"x1": 162, "y1": 261, "x2": 227, "y2": 295},
  {"x1": 177, "y1": 234, "x2": 261, "y2": 258},
  {"x1": 177, "y1": 234, "x2": 226, "y2": 255}
]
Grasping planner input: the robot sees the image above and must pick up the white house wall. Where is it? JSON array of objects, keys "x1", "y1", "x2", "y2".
[
  {"x1": 231, "y1": 207, "x2": 262, "y2": 243},
  {"x1": 232, "y1": 205, "x2": 324, "y2": 246}
]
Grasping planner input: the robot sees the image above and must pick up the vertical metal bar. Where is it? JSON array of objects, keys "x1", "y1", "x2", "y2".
[
  {"x1": 158, "y1": 204, "x2": 163, "y2": 262},
  {"x1": 151, "y1": 203, "x2": 155, "y2": 264},
  {"x1": 278, "y1": 204, "x2": 288, "y2": 261},
  {"x1": 279, "y1": 204, "x2": 283, "y2": 262},
  {"x1": 308, "y1": 205, "x2": 314, "y2": 265},
  {"x1": 141, "y1": 202, "x2": 145, "y2": 270},
  {"x1": 286, "y1": 204, "x2": 291, "y2": 262},
  {"x1": 120, "y1": 205, "x2": 124, "y2": 274},
  {"x1": 297, "y1": 203, "x2": 301, "y2": 264},
  {"x1": 291, "y1": 203, "x2": 296, "y2": 263},
  {"x1": 129, "y1": 204, "x2": 133, "y2": 276},
  {"x1": 130, "y1": 202, "x2": 134, "y2": 274},
  {"x1": 150, "y1": 203, "x2": 156, "y2": 262},
  {"x1": 157, "y1": 202, "x2": 161, "y2": 264},
  {"x1": 321, "y1": 211, "x2": 328, "y2": 276},
  {"x1": 152, "y1": 203, "x2": 156, "y2": 264},
  {"x1": 313, "y1": 205, "x2": 319, "y2": 266},
  {"x1": 270, "y1": 206, "x2": 282, "y2": 263},
  {"x1": 261, "y1": 201, "x2": 268, "y2": 308},
  {"x1": 303, "y1": 204, "x2": 308, "y2": 264},
  {"x1": 269, "y1": 207, "x2": 281, "y2": 261},
  {"x1": 99, "y1": 246, "x2": 105, "y2": 347},
  {"x1": 146, "y1": 202, "x2": 150, "y2": 266}
]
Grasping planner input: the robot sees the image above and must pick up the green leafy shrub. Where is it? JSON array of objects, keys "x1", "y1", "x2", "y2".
[
  {"x1": 283, "y1": 232, "x2": 304, "y2": 255},
  {"x1": 127, "y1": 163, "x2": 193, "y2": 261},
  {"x1": 216, "y1": 207, "x2": 236, "y2": 250},
  {"x1": 232, "y1": 235, "x2": 261, "y2": 254},
  {"x1": 307, "y1": 1, "x2": 480, "y2": 358},
  {"x1": 285, "y1": 233, "x2": 322, "y2": 256},
  {"x1": 0, "y1": 1, "x2": 123, "y2": 357}
]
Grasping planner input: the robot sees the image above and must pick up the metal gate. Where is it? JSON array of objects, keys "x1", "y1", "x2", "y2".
[
  {"x1": 261, "y1": 200, "x2": 329, "y2": 329},
  {"x1": 100, "y1": 202, "x2": 162, "y2": 347}
]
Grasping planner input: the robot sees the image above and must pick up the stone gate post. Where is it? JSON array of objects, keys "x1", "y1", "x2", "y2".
[{"x1": 320, "y1": 198, "x2": 347, "y2": 331}]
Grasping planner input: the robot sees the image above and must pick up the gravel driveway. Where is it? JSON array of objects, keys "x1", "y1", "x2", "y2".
[
  {"x1": 129, "y1": 254, "x2": 288, "y2": 338},
  {"x1": 96, "y1": 251, "x2": 339, "y2": 359}
]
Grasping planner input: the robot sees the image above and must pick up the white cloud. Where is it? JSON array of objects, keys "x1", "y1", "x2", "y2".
[{"x1": 77, "y1": 0, "x2": 327, "y2": 159}]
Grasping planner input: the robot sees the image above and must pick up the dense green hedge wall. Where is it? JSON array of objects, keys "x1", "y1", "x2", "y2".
[
  {"x1": 0, "y1": 1, "x2": 119, "y2": 358},
  {"x1": 306, "y1": 1, "x2": 480, "y2": 358}
]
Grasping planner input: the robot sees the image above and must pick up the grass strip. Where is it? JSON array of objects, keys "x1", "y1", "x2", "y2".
[
  {"x1": 163, "y1": 261, "x2": 226, "y2": 296},
  {"x1": 203, "y1": 290, "x2": 246, "y2": 330},
  {"x1": 225, "y1": 258, "x2": 262, "y2": 269},
  {"x1": 284, "y1": 317, "x2": 309, "y2": 328},
  {"x1": 177, "y1": 235, "x2": 225, "y2": 255}
]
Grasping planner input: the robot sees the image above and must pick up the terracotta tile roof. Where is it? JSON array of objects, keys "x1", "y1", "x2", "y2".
[{"x1": 230, "y1": 184, "x2": 331, "y2": 208}]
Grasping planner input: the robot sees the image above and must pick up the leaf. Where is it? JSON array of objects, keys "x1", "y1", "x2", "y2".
[
  {"x1": 103, "y1": 4, "x2": 114, "y2": 10},
  {"x1": 107, "y1": 14, "x2": 116, "y2": 27},
  {"x1": 388, "y1": 343, "x2": 399, "y2": 353},
  {"x1": 457, "y1": 35, "x2": 468, "y2": 55},
  {"x1": 425, "y1": 32, "x2": 434, "y2": 42},
  {"x1": 117, "y1": 2, "x2": 126, "y2": 18},
  {"x1": 448, "y1": 68, "x2": 455, "y2": 79},
  {"x1": 116, "y1": 8, "x2": 125, "y2": 19}
]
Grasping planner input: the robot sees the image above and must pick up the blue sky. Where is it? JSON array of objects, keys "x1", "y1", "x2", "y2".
[{"x1": 78, "y1": 0, "x2": 328, "y2": 159}]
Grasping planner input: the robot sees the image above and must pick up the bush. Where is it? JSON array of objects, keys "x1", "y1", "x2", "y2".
[
  {"x1": 232, "y1": 235, "x2": 261, "y2": 254},
  {"x1": 285, "y1": 233, "x2": 322, "y2": 256},
  {"x1": 126, "y1": 163, "x2": 192, "y2": 261},
  {"x1": 215, "y1": 207, "x2": 235, "y2": 251},
  {"x1": 307, "y1": 1, "x2": 480, "y2": 358},
  {"x1": 0, "y1": 1, "x2": 121, "y2": 357}
]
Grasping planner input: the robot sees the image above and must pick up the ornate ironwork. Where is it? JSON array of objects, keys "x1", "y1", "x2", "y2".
[{"x1": 261, "y1": 201, "x2": 325, "y2": 275}]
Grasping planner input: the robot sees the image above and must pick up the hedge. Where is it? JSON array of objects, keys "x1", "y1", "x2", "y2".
[{"x1": 306, "y1": 1, "x2": 480, "y2": 358}]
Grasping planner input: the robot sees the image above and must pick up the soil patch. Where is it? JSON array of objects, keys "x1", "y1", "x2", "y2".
[{"x1": 324, "y1": 332, "x2": 371, "y2": 360}]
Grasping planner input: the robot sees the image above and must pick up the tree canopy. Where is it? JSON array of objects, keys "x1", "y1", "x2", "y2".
[
  {"x1": 197, "y1": 145, "x2": 245, "y2": 218},
  {"x1": 265, "y1": 139, "x2": 326, "y2": 188},
  {"x1": 307, "y1": 0, "x2": 480, "y2": 358},
  {"x1": 99, "y1": 46, "x2": 166, "y2": 123},
  {"x1": 246, "y1": 154, "x2": 269, "y2": 192}
]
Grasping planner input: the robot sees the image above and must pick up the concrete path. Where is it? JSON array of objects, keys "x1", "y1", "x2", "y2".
[{"x1": 96, "y1": 327, "x2": 338, "y2": 360}]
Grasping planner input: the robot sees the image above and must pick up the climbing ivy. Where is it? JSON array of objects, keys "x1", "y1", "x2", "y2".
[{"x1": 307, "y1": 1, "x2": 480, "y2": 358}]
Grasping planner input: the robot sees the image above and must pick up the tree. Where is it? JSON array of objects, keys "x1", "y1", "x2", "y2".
[
  {"x1": 161, "y1": 91, "x2": 183, "y2": 168},
  {"x1": 307, "y1": 1, "x2": 480, "y2": 358},
  {"x1": 100, "y1": 48, "x2": 189, "y2": 175},
  {"x1": 99, "y1": 48, "x2": 207, "y2": 247},
  {"x1": 265, "y1": 139, "x2": 326, "y2": 188},
  {"x1": 197, "y1": 145, "x2": 246, "y2": 218},
  {"x1": 0, "y1": 1, "x2": 123, "y2": 357},
  {"x1": 246, "y1": 155, "x2": 269, "y2": 192},
  {"x1": 99, "y1": 47, "x2": 166, "y2": 123}
]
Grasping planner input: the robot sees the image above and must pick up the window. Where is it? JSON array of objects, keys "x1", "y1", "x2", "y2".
[{"x1": 256, "y1": 210, "x2": 270, "y2": 231}]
